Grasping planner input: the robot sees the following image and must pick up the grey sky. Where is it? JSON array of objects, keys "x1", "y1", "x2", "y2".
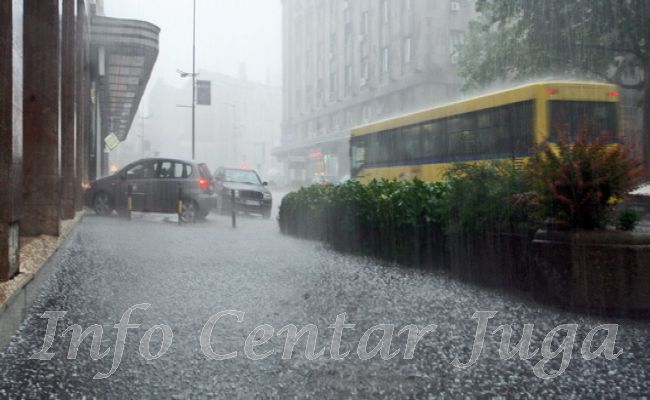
[{"x1": 104, "y1": 0, "x2": 283, "y2": 89}]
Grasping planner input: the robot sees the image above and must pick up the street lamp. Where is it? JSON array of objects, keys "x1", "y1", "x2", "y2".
[{"x1": 176, "y1": 0, "x2": 197, "y2": 160}]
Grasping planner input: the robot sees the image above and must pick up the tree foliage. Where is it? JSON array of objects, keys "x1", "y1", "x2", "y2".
[{"x1": 459, "y1": 0, "x2": 649, "y2": 91}]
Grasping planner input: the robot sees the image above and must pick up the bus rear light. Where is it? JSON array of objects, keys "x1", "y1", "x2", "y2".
[
  {"x1": 547, "y1": 89, "x2": 559, "y2": 95},
  {"x1": 607, "y1": 91, "x2": 619, "y2": 97}
]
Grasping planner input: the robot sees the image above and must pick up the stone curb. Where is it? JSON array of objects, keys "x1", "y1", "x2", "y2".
[{"x1": 0, "y1": 211, "x2": 84, "y2": 350}]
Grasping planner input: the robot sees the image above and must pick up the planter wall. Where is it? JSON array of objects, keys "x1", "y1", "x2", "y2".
[
  {"x1": 445, "y1": 230, "x2": 533, "y2": 290},
  {"x1": 533, "y1": 230, "x2": 650, "y2": 316}
]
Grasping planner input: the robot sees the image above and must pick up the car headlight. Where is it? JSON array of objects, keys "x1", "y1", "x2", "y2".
[{"x1": 263, "y1": 192, "x2": 272, "y2": 200}]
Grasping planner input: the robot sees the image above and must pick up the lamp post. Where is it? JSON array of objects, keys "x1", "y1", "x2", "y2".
[
  {"x1": 191, "y1": 0, "x2": 196, "y2": 160},
  {"x1": 176, "y1": 0, "x2": 197, "y2": 160}
]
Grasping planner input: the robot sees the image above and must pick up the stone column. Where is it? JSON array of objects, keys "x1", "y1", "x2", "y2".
[
  {"x1": 22, "y1": 0, "x2": 61, "y2": 237},
  {"x1": 0, "y1": 0, "x2": 24, "y2": 281},
  {"x1": 75, "y1": 0, "x2": 87, "y2": 211},
  {"x1": 61, "y1": 0, "x2": 77, "y2": 220}
]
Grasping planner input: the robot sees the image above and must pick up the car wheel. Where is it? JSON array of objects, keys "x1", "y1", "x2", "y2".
[
  {"x1": 196, "y1": 209, "x2": 209, "y2": 222},
  {"x1": 93, "y1": 192, "x2": 114, "y2": 216},
  {"x1": 179, "y1": 200, "x2": 197, "y2": 223}
]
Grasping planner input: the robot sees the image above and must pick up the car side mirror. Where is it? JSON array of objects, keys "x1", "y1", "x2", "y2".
[
  {"x1": 263, "y1": 181, "x2": 268, "y2": 186},
  {"x1": 120, "y1": 172, "x2": 127, "y2": 180}
]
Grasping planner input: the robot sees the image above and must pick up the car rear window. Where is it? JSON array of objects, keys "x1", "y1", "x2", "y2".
[{"x1": 198, "y1": 163, "x2": 213, "y2": 179}]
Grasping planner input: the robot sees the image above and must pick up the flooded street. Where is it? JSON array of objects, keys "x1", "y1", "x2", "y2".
[
  {"x1": 2, "y1": 0, "x2": 650, "y2": 398},
  {"x1": 0, "y1": 193, "x2": 648, "y2": 399}
]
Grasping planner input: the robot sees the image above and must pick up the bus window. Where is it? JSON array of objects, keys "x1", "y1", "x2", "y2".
[
  {"x1": 550, "y1": 101, "x2": 618, "y2": 142},
  {"x1": 377, "y1": 130, "x2": 394, "y2": 164},
  {"x1": 477, "y1": 109, "x2": 498, "y2": 156},
  {"x1": 421, "y1": 120, "x2": 446, "y2": 160},
  {"x1": 512, "y1": 101, "x2": 534, "y2": 155},
  {"x1": 395, "y1": 125, "x2": 422, "y2": 162},
  {"x1": 448, "y1": 114, "x2": 478, "y2": 159},
  {"x1": 367, "y1": 134, "x2": 381, "y2": 164}
]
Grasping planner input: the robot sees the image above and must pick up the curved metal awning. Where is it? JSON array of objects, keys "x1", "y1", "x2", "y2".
[{"x1": 91, "y1": 16, "x2": 159, "y2": 141}]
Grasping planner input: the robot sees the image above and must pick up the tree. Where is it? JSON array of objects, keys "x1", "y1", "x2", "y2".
[{"x1": 458, "y1": 0, "x2": 650, "y2": 170}]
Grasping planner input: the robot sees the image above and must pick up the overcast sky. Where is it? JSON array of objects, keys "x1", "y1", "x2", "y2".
[{"x1": 104, "y1": 0, "x2": 283, "y2": 89}]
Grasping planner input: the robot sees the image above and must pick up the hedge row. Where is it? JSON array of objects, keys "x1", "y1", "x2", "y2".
[{"x1": 278, "y1": 162, "x2": 535, "y2": 274}]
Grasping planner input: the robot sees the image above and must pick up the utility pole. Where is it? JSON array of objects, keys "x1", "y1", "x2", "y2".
[
  {"x1": 191, "y1": 0, "x2": 196, "y2": 160},
  {"x1": 176, "y1": 1, "x2": 198, "y2": 160}
]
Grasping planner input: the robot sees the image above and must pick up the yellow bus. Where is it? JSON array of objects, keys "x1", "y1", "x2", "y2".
[{"x1": 350, "y1": 81, "x2": 620, "y2": 183}]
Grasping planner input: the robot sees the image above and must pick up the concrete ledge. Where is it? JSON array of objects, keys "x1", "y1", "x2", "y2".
[
  {"x1": 0, "y1": 211, "x2": 84, "y2": 350},
  {"x1": 532, "y1": 230, "x2": 650, "y2": 317}
]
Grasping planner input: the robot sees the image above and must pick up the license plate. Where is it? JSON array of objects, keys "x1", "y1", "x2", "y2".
[{"x1": 244, "y1": 200, "x2": 260, "y2": 206}]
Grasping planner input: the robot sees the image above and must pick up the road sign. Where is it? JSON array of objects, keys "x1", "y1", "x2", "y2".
[
  {"x1": 104, "y1": 133, "x2": 120, "y2": 151},
  {"x1": 197, "y1": 80, "x2": 211, "y2": 105}
]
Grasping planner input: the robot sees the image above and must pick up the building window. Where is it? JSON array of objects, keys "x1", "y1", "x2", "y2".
[
  {"x1": 360, "y1": 57, "x2": 369, "y2": 85},
  {"x1": 330, "y1": 57, "x2": 337, "y2": 75},
  {"x1": 361, "y1": 11, "x2": 369, "y2": 35},
  {"x1": 449, "y1": 29, "x2": 465, "y2": 55},
  {"x1": 295, "y1": 89, "x2": 302, "y2": 113},
  {"x1": 345, "y1": 64, "x2": 353, "y2": 96},
  {"x1": 330, "y1": 72, "x2": 338, "y2": 99},
  {"x1": 317, "y1": 78, "x2": 324, "y2": 107},
  {"x1": 317, "y1": 41, "x2": 324, "y2": 78},
  {"x1": 295, "y1": 56, "x2": 302, "y2": 75},
  {"x1": 403, "y1": 37, "x2": 412, "y2": 64},
  {"x1": 403, "y1": 0, "x2": 411, "y2": 12},
  {"x1": 345, "y1": 22, "x2": 353, "y2": 47},
  {"x1": 306, "y1": 84, "x2": 313, "y2": 110},
  {"x1": 382, "y1": 0, "x2": 389, "y2": 24},
  {"x1": 362, "y1": 104, "x2": 372, "y2": 122},
  {"x1": 382, "y1": 47, "x2": 389, "y2": 74},
  {"x1": 306, "y1": 49, "x2": 312, "y2": 70}
]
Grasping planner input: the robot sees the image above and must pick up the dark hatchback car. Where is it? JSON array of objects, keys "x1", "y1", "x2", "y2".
[
  {"x1": 85, "y1": 158, "x2": 217, "y2": 222},
  {"x1": 214, "y1": 167, "x2": 272, "y2": 219}
]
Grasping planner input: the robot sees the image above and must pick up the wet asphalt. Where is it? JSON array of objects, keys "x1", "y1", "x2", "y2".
[{"x1": 0, "y1": 192, "x2": 649, "y2": 399}]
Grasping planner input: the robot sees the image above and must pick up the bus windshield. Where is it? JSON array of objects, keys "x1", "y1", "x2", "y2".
[{"x1": 550, "y1": 101, "x2": 618, "y2": 142}]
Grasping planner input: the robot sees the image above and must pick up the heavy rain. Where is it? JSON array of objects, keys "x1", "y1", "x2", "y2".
[{"x1": 0, "y1": 0, "x2": 649, "y2": 398}]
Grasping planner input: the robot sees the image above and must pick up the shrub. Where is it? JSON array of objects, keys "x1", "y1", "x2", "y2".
[
  {"x1": 439, "y1": 161, "x2": 536, "y2": 236},
  {"x1": 618, "y1": 208, "x2": 641, "y2": 231},
  {"x1": 526, "y1": 131, "x2": 644, "y2": 230},
  {"x1": 279, "y1": 179, "x2": 447, "y2": 265},
  {"x1": 278, "y1": 184, "x2": 333, "y2": 239}
]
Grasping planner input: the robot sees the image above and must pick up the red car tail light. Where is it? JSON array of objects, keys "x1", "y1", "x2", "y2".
[{"x1": 199, "y1": 178, "x2": 209, "y2": 190}]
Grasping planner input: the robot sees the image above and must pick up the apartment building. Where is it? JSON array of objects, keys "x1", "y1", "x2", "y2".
[{"x1": 274, "y1": 0, "x2": 475, "y2": 182}]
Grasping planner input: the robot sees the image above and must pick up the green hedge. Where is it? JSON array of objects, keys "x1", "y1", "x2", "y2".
[{"x1": 279, "y1": 162, "x2": 534, "y2": 268}]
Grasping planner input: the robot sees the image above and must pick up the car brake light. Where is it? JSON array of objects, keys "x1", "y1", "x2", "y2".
[{"x1": 199, "y1": 178, "x2": 209, "y2": 190}]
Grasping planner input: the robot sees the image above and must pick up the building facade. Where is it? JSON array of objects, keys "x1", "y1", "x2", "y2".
[
  {"x1": 275, "y1": 0, "x2": 475, "y2": 183},
  {"x1": 0, "y1": 0, "x2": 158, "y2": 281}
]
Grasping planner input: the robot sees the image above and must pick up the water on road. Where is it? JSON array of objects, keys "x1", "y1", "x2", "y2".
[{"x1": 0, "y1": 197, "x2": 648, "y2": 398}]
